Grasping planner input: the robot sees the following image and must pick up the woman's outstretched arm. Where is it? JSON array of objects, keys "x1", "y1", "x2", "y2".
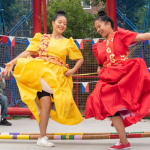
[
  {"x1": 133, "y1": 33, "x2": 150, "y2": 42},
  {"x1": 4, "y1": 51, "x2": 38, "y2": 76}
]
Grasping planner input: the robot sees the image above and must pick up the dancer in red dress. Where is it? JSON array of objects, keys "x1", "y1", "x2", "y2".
[{"x1": 85, "y1": 10, "x2": 150, "y2": 150}]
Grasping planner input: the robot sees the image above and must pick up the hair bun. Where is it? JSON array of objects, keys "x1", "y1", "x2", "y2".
[
  {"x1": 57, "y1": 10, "x2": 66, "y2": 16},
  {"x1": 98, "y1": 10, "x2": 106, "y2": 16}
]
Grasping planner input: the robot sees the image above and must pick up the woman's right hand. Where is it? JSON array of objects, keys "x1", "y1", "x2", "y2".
[
  {"x1": 4, "y1": 62, "x2": 14, "y2": 77},
  {"x1": 97, "y1": 65, "x2": 103, "y2": 76},
  {"x1": 97, "y1": 66, "x2": 101, "y2": 76}
]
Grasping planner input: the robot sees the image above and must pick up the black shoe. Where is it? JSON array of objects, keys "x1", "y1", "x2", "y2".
[{"x1": 0, "y1": 118, "x2": 12, "y2": 126}]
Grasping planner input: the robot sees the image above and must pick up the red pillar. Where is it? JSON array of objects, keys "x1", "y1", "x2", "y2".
[
  {"x1": 43, "y1": 0, "x2": 47, "y2": 34},
  {"x1": 33, "y1": 0, "x2": 41, "y2": 35},
  {"x1": 106, "y1": 0, "x2": 117, "y2": 31}
]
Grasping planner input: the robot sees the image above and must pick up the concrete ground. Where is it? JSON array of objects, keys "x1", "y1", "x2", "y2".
[{"x1": 0, "y1": 118, "x2": 150, "y2": 150}]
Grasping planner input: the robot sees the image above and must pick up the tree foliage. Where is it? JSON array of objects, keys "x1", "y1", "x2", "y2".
[{"x1": 45, "y1": 0, "x2": 101, "y2": 38}]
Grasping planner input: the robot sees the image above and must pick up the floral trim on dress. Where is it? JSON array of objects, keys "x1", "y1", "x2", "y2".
[
  {"x1": 103, "y1": 32, "x2": 130, "y2": 67},
  {"x1": 37, "y1": 55, "x2": 69, "y2": 68},
  {"x1": 37, "y1": 34, "x2": 69, "y2": 68},
  {"x1": 38, "y1": 34, "x2": 51, "y2": 56}
]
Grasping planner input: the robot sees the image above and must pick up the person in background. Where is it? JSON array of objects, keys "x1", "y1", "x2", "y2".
[{"x1": 0, "y1": 75, "x2": 12, "y2": 126}]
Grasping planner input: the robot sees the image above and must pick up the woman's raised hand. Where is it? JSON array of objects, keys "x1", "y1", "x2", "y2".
[{"x1": 4, "y1": 62, "x2": 14, "y2": 77}]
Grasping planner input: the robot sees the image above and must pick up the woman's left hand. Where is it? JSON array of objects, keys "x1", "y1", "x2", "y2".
[{"x1": 64, "y1": 69, "x2": 75, "y2": 77}]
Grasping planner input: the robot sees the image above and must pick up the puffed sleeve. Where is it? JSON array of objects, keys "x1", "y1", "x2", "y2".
[
  {"x1": 92, "y1": 43, "x2": 100, "y2": 64},
  {"x1": 117, "y1": 27, "x2": 138, "y2": 47},
  {"x1": 26, "y1": 33, "x2": 42, "y2": 52},
  {"x1": 68, "y1": 37, "x2": 83, "y2": 60}
]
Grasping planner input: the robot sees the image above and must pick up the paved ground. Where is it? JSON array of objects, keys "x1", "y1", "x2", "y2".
[{"x1": 0, "y1": 118, "x2": 150, "y2": 150}]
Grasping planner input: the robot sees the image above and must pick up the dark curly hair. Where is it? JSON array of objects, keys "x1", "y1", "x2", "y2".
[
  {"x1": 52, "y1": 10, "x2": 67, "y2": 21},
  {"x1": 94, "y1": 10, "x2": 114, "y2": 29}
]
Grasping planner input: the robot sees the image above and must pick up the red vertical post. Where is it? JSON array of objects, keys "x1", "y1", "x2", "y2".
[
  {"x1": 106, "y1": 0, "x2": 117, "y2": 31},
  {"x1": 43, "y1": 0, "x2": 47, "y2": 34},
  {"x1": 31, "y1": 0, "x2": 41, "y2": 118},
  {"x1": 33, "y1": 0, "x2": 41, "y2": 36}
]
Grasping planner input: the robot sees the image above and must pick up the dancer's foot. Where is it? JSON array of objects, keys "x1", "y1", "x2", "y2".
[
  {"x1": 0, "y1": 118, "x2": 12, "y2": 126},
  {"x1": 37, "y1": 136, "x2": 55, "y2": 147},
  {"x1": 108, "y1": 141, "x2": 131, "y2": 149}
]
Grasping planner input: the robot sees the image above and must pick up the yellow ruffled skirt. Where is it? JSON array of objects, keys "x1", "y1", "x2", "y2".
[{"x1": 13, "y1": 57, "x2": 83, "y2": 125}]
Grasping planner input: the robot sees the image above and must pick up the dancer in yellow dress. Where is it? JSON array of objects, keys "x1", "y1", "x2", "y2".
[{"x1": 4, "y1": 10, "x2": 84, "y2": 147}]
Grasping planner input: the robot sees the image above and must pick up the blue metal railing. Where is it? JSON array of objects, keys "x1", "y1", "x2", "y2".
[
  {"x1": 0, "y1": 0, "x2": 33, "y2": 107},
  {"x1": 116, "y1": 8, "x2": 141, "y2": 33},
  {"x1": 0, "y1": 1, "x2": 5, "y2": 35},
  {"x1": 141, "y1": 0, "x2": 150, "y2": 58},
  {"x1": 8, "y1": 10, "x2": 33, "y2": 36},
  {"x1": 116, "y1": 0, "x2": 150, "y2": 59},
  {"x1": 0, "y1": 0, "x2": 33, "y2": 36}
]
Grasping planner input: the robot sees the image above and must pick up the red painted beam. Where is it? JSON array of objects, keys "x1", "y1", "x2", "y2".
[
  {"x1": 43, "y1": 0, "x2": 47, "y2": 34},
  {"x1": 33, "y1": 0, "x2": 41, "y2": 36},
  {"x1": 106, "y1": 0, "x2": 117, "y2": 31},
  {"x1": 7, "y1": 107, "x2": 32, "y2": 116},
  {"x1": 7, "y1": 108, "x2": 150, "y2": 118},
  {"x1": 32, "y1": 0, "x2": 41, "y2": 58}
]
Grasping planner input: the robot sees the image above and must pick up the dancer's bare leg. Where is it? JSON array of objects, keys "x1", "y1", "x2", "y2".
[
  {"x1": 111, "y1": 116, "x2": 128, "y2": 145},
  {"x1": 39, "y1": 96, "x2": 52, "y2": 138}
]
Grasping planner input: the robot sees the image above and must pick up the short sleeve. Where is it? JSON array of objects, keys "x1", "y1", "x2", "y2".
[
  {"x1": 117, "y1": 27, "x2": 138, "y2": 47},
  {"x1": 92, "y1": 43, "x2": 100, "y2": 64},
  {"x1": 68, "y1": 37, "x2": 83, "y2": 60},
  {"x1": 26, "y1": 33, "x2": 42, "y2": 52}
]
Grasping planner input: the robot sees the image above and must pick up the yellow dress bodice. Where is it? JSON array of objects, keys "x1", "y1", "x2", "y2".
[{"x1": 26, "y1": 33, "x2": 83, "y2": 62}]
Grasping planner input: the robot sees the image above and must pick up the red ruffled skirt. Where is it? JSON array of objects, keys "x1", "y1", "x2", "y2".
[{"x1": 85, "y1": 58, "x2": 150, "y2": 127}]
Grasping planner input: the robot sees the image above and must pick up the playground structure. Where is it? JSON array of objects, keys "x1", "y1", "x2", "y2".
[{"x1": 0, "y1": 0, "x2": 150, "y2": 119}]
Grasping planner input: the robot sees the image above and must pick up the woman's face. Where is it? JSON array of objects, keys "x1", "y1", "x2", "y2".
[
  {"x1": 95, "y1": 19, "x2": 111, "y2": 39},
  {"x1": 52, "y1": 16, "x2": 67, "y2": 34}
]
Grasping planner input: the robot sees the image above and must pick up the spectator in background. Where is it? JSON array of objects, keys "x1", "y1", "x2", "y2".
[{"x1": 0, "y1": 75, "x2": 12, "y2": 126}]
